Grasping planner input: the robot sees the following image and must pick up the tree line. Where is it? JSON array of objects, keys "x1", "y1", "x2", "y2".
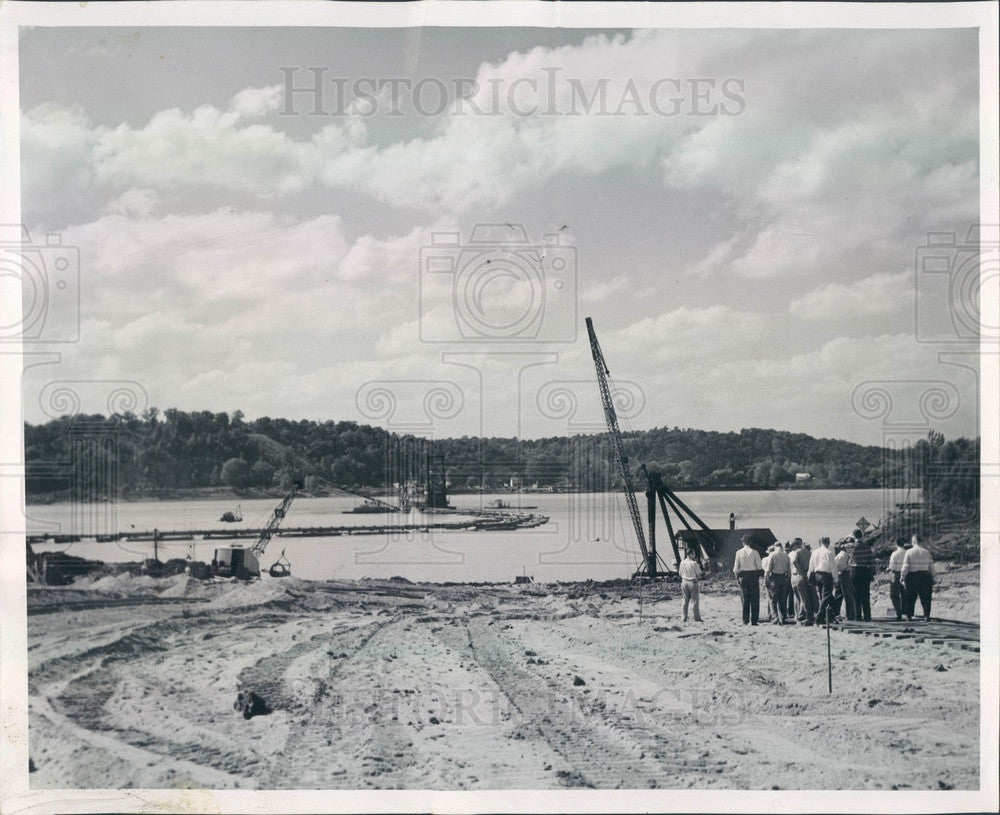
[{"x1": 23, "y1": 408, "x2": 978, "y2": 505}]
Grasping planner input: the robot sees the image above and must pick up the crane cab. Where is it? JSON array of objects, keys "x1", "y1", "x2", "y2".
[{"x1": 211, "y1": 546, "x2": 260, "y2": 580}]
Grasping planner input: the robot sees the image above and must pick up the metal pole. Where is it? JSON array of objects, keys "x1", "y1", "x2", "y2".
[
  {"x1": 826, "y1": 612, "x2": 833, "y2": 693},
  {"x1": 646, "y1": 486, "x2": 657, "y2": 578}
]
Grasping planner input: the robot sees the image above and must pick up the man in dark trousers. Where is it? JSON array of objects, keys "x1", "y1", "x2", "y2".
[
  {"x1": 833, "y1": 543, "x2": 856, "y2": 620},
  {"x1": 851, "y1": 533, "x2": 875, "y2": 622},
  {"x1": 783, "y1": 542, "x2": 796, "y2": 619},
  {"x1": 902, "y1": 535, "x2": 935, "y2": 621},
  {"x1": 808, "y1": 537, "x2": 839, "y2": 625},
  {"x1": 887, "y1": 537, "x2": 908, "y2": 620},
  {"x1": 790, "y1": 538, "x2": 814, "y2": 626},
  {"x1": 733, "y1": 535, "x2": 763, "y2": 625},
  {"x1": 764, "y1": 543, "x2": 791, "y2": 625}
]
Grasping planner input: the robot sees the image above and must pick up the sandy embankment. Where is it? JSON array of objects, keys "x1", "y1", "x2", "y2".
[{"x1": 26, "y1": 565, "x2": 979, "y2": 791}]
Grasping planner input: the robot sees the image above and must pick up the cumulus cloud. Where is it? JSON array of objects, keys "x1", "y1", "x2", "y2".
[
  {"x1": 789, "y1": 271, "x2": 911, "y2": 320},
  {"x1": 17, "y1": 28, "x2": 980, "y2": 444}
]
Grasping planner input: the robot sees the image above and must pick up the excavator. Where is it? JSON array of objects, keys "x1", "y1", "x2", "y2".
[{"x1": 210, "y1": 481, "x2": 301, "y2": 580}]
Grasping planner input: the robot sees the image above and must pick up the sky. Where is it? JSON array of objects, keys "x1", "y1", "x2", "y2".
[{"x1": 15, "y1": 26, "x2": 982, "y2": 446}]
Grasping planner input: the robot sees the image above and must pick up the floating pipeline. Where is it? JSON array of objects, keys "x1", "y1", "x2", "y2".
[{"x1": 26, "y1": 510, "x2": 549, "y2": 545}]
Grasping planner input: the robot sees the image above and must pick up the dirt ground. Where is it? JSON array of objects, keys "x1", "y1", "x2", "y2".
[{"x1": 26, "y1": 564, "x2": 980, "y2": 791}]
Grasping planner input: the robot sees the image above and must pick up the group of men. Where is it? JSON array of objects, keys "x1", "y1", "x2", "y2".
[{"x1": 686, "y1": 531, "x2": 936, "y2": 626}]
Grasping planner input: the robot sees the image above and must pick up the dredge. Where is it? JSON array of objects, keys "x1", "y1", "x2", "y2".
[{"x1": 585, "y1": 316, "x2": 775, "y2": 579}]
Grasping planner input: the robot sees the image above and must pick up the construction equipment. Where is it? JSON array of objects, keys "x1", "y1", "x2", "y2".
[
  {"x1": 586, "y1": 316, "x2": 730, "y2": 578},
  {"x1": 219, "y1": 505, "x2": 242, "y2": 523},
  {"x1": 211, "y1": 482, "x2": 301, "y2": 579}
]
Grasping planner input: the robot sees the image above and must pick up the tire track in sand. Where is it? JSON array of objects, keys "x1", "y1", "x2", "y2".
[
  {"x1": 441, "y1": 618, "x2": 729, "y2": 789},
  {"x1": 256, "y1": 616, "x2": 390, "y2": 788}
]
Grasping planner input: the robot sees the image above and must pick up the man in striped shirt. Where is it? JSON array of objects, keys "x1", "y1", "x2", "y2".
[{"x1": 902, "y1": 535, "x2": 935, "y2": 622}]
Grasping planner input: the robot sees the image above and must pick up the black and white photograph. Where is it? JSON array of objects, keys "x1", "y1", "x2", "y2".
[{"x1": 0, "y1": 2, "x2": 997, "y2": 812}]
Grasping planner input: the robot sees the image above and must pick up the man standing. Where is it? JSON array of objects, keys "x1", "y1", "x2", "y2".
[
  {"x1": 790, "y1": 538, "x2": 814, "y2": 626},
  {"x1": 765, "y1": 543, "x2": 791, "y2": 625},
  {"x1": 902, "y1": 535, "x2": 934, "y2": 622},
  {"x1": 834, "y1": 544, "x2": 856, "y2": 621},
  {"x1": 783, "y1": 542, "x2": 796, "y2": 619},
  {"x1": 852, "y1": 534, "x2": 875, "y2": 622},
  {"x1": 678, "y1": 549, "x2": 703, "y2": 623},
  {"x1": 888, "y1": 537, "x2": 907, "y2": 620},
  {"x1": 733, "y1": 535, "x2": 763, "y2": 626},
  {"x1": 761, "y1": 547, "x2": 773, "y2": 621},
  {"x1": 808, "y1": 537, "x2": 839, "y2": 625}
]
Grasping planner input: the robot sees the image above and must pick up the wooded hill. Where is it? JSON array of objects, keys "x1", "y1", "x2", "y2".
[{"x1": 24, "y1": 409, "x2": 978, "y2": 509}]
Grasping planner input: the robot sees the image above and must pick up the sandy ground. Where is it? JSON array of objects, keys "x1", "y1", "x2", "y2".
[{"x1": 26, "y1": 565, "x2": 979, "y2": 791}]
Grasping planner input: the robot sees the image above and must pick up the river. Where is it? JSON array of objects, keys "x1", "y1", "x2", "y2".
[{"x1": 27, "y1": 488, "x2": 904, "y2": 582}]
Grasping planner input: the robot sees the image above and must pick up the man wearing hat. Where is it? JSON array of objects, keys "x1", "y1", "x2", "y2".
[
  {"x1": 732, "y1": 534, "x2": 763, "y2": 625},
  {"x1": 789, "y1": 538, "x2": 814, "y2": 626},
  {"x1": 764, "y1": 542, "x2": 791, "y2": 625},
  {"x1": 833, "y1": 543, "x2": 856, "y2": 621},
  {"x1": 783, "y1": 542, "x2": 796, "y2": 619},
  {"x1": 851, "y1": 532, "x2": 875, "y2": 622}
]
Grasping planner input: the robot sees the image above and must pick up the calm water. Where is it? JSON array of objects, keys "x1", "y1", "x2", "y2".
[{"x1": 28, "y1": 489, "x2": 904, "y2": 583}]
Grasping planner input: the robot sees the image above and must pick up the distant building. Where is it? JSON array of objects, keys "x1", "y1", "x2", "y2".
[{"x1": 795, "y1": 472, "x2": 812, "y2": 482}]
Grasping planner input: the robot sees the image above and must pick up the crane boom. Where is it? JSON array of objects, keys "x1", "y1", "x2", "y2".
[
  {"x1": 250, "y1": 483, "x2": 300, "y2": 558},
  {"x1": 585, "y1": 317, "x2": 652, "y2": 572}
]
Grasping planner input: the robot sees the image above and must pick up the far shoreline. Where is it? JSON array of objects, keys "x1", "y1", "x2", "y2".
[{"x1": 25, "y1": 483, "x2": 904, "y2": 506}]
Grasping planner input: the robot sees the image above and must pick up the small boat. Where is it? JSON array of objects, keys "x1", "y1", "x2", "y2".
[{"x1": 219, "y1": 505, "x2": 242, "y2": 523}]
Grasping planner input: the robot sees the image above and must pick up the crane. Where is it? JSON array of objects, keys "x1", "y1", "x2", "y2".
[
  {"x1": 586, "y1": 317, "x2": 653, "y2": 576},
  {"x1": 249, "y1": 481, "x2": 302, "y2": 559},
  {"x1": 586, "y1": 316, "x2": 719, "y2": 579},
  {"x1": 211, "y1": 481, "x2": 301, "y2": 579}
]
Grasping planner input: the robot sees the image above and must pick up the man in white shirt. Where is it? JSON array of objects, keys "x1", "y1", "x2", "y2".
[
  {"x1": 678, "y1": 549, "x2": 703, "y2": 623},
  {"x1": 783, "y1": 542, "x2": 796, "y2": 619},
  {"x1": 764, "y1": 544, "x2": 791, "y2": 625},
  {"x1": 761, "y1": 549, "x2": 772, "y2": 621},
  {"x1": 808, "y1": 537, "x2": 839, "y2": 625},
  {"x1": 901, "y1": 534, "x2": 934, "y2": 621},
  {"x1": 789, "y1": 539, "x2": 814, "y2": 626},
  {"x1": 887, "y1": 537, "x2": 908, "y2": 620},
  {"x1": 833, "y1": 544, "x2": 856, "y2": 621},
  {"x1": 732, "y1": 535, "x2": 763, "y2": 625}
]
